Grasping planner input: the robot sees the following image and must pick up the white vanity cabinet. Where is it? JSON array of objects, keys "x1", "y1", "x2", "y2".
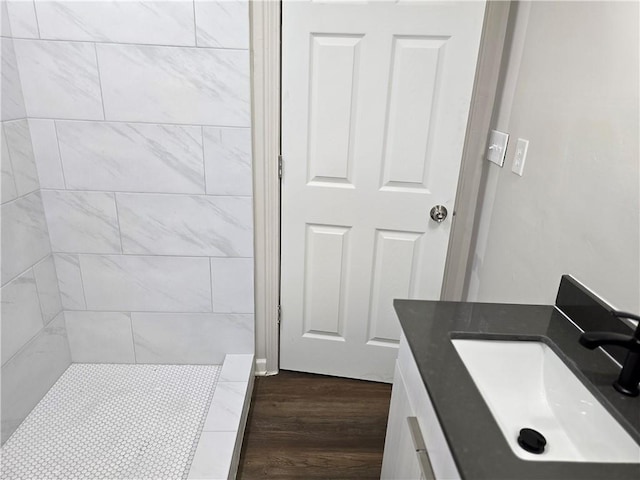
[{"x1": 381, "y1": 335, "x2": 461, "y2": 480}]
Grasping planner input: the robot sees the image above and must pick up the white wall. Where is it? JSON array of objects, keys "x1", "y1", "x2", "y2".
[
  {"x1": 468, "y1": 1, "x2": 639, "y2": 312},
  {"x1": 1, "y1": 0, "x2": 70, "y2": 443},
  {"x1": 5, "y1": 0, "x2": 254, "y2": 366}
]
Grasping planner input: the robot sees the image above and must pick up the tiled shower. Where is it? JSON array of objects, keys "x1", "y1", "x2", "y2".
[{"x1": 1, "y1": 0, "x2": 255, "y2": 475}]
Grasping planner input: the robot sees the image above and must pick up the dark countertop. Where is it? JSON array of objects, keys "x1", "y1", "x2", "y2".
[{"x1": 394, "y1": 299, "x2": 640, "y2": 480}]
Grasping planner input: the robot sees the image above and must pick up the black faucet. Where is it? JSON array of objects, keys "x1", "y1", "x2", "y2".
[{"x1": 579, "y1": 311, "x2": 640, "y2": 397}]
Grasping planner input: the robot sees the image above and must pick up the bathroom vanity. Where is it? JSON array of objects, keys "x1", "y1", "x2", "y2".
[{"x1": 381, "y1": 276, "x2": 640, "y2": 479}]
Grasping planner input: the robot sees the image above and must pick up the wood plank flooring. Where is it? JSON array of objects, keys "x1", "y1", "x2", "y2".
[{"x1": 237, "y1": 370, "x2": 392, "y2": 479}]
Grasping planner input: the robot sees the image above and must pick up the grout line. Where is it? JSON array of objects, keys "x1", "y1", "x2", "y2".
[
  {"x1": 128, "y1": 312, "x2": 138, "y2": 364},
  {"x1": 47, "y1": 253, "x2": 64, "y2": 321},
  {"x1": 112, "y1": 192, "x2": 125, "y2": 254},
  {"x1": 60, "y1": 309, "x2": 254, "y2": 315},
  {"x1": 76, "y1": 255, "x2": 89, "y2": 310},
  {"x1": 93, "y1": 43, "x2": 107, "y2": 121},
  {"x1": 209, "y1": 256, "x2": 214, "y2": 312},
  {"x1": 192, "y1": 0, "x2": 198, "y2": 46},
  {"x1": 0, "y1": 248, "x2": 48, "y2": 288},
  {"x1": 31, "y1": 0, "x2": 41, "y2": 39},
  {"x1": 31, "y1": 255, "x2": 63, "y2": 327},
  {"x1": 2, "y1": 35, "x2": 249, "y2": 51},
  {"x1": 30, "y1": 263, "x2": 49, "y2": 327},
  {"x1": 52, "y1": 121, "x2": 68, "y2": 189},
  {"x1": 32, "y1": 253, "x2": 54, "y2": 270},
  {"x1": 37, "y1": 188, "x2": 56, "y2": 255},
  {"x1": 200, "y1": 125, "x2": 209, "y2": 193},
  {"x1": 1, "y1": 312, "x2": 49, "y2": 368},
  {"x1": 1, "y1": 186, "x2": 42, "y2": 206},
  {"x1": 38, "y1": 187, "x2": 252, "y2": 199},
  {"x1": 4, "y1": 118, "x2": 42, "y2": 197},
  {"x1": 32, "y1": 116, "x2": 251, "y2": 129},
  {"x1": 0, "y1": 252, "x2": 50, "y2": 288},
  {"x1": 0, "y1": 307, "x2": 67, "y2": 371},
  {"x1": 1, "y1": 117, "x2": 30, "y2": 127},
  {"x1": 56, "y1": 252, "x2": 254, "y2": 259}
]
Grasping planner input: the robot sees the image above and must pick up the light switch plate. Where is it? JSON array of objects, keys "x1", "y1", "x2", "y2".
[
  {"x1": 486, "y1": 130, "x2": 509, "y2": 167},
  {"x1": 512, "y1": 138, "x2": 529, "y2": 176}
]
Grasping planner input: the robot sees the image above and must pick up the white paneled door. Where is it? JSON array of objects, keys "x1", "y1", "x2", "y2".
[{"x1": 280, "y1": 0, "x2": 487, "y2": 381}]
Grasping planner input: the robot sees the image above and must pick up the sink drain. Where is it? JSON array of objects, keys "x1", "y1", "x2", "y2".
[{"x1": 518, "y1": 428, "x2": 547, "y2": 454}]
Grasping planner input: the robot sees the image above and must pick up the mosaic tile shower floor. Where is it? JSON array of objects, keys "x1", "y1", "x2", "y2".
[{"x1": 1, "y1": 363, "x2": 221, "y2": 480}]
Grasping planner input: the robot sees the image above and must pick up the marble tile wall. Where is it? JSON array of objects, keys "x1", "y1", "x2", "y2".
[
  {"x1": 1, "y1": 9, "x2": 70, "y2": 444},
  {"x1": 1, "y1": 313, "x2": 71, "y2": 444},
  {"x1": 4, "y1": 0, "x2": 255, "y2": 368}
]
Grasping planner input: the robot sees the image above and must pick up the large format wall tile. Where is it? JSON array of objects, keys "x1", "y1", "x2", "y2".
[
  {"x1": 131, "y1": 313, "x2": 253, "y2": 364},
  {"x1": 3, "y1": 119, "x2": 39, "y2": 196},
  {"x1": 1, "y1": 38, "x2": 26, "y2": 121},
  {"x1": 65, "y1": 311, "x2": 135, "y2": 363},
  {"x1": 13, "y1": 40, "x2": 103, "y2": 120},
  {"x1": 56, "y1": 120, "x2": 205, "y2": 193},
  {"x1": 33, "y1": 255, "x2": 63, "y2": 324},
  {"x1": 211, "y1": 258, "x2": 254, "y2": 313},
  {"x1": 203, "y1": 127, "x2": 252, "y2": 196},
  {"x1": 1, "y1": 0, "x2": 256, "y2": 370},
  {"x1": 1, "y1": 270, "x2": 44, "y2": 365},
  {"x1": 1, "y1": 128, "x2": 18, "y2": 204},
  {"x1": 29, "y1": 119, "x2": 65, "y2": 189},
  {"x1": 42, "y1": 190, "x2": 121, "y2": 254},
  {"x1": 80, "y1": 255, "x2": 212, "y2": 312},
  {"x1": 35, "y1": 0, "x2": 195, "y2": 46},
  {"x1": 97, "y1": 44, "x2": 250, "y2": 126},
  {"x1": 1, "y1": 1, "x2": 11, "y2": 37},
  {"x1": 5, "y1": 0, "x2": 39, "y2": 38},
  {"x1": 117, "y1": 194, "x2": 253, "y2": 257},
  {"x1": 195, "y1": 0, "x2": 249, "y2": 49},
  {"x1": 1, "y1": 192, "x2": 51, "y2": 285},
  {"x1": 53, "y1": 253, "x2": 86, "y2": 310},
  {"x1": 1, "y1": 313, "x2": 71, "y2": 444}
]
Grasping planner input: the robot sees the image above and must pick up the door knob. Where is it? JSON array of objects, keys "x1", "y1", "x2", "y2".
[{"x1": 430, "y1": 205, "x2": 448, "y2": 223}]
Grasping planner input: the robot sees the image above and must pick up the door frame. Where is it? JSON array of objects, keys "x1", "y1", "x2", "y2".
[
  {"x1": 250, "y1": 0, "x2": 281, "y2": 376},
  {"x1": 441, "y1": 1, "x2": 512, "y2": 299},
  {"x1": 251, "y1": 0, "x2": 511, "y2": 375}
]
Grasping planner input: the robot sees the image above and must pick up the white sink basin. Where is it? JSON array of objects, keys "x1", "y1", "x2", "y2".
[{"x1": 451, "y1": 338, "x2": 640, "y2": 463}]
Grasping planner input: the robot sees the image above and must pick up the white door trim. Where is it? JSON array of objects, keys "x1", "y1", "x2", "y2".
[
  {"x1": 251, "y1": 0, "x2": 510, "y2": 375},
  {"x1": 441, "y1": 0, "x2": 512, "y2": 300},
  {"x1": 250, "y1": 0, "x2": 281, "y2": 376}
]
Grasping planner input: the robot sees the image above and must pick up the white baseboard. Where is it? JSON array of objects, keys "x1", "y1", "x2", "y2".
[{"x1": 254, "y1": 358, "x2": 278, "y2": 376}]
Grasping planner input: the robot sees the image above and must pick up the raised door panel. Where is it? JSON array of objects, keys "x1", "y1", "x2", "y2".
[
  {"x1": 367, "y1": 230, "x2": 422, "y2": 346},
  {"x1": 303, "y1": 224, "x2": 351, "y2": 340},
  {"x1": 381, "y1": 36, "x2": 448, "y2": 192},
  {"x1": 307, "y1": 34, "x2": 363, "y2": 187}
]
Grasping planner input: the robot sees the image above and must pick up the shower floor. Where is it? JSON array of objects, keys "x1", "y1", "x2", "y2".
[{"x1": 1, "y1": 363, "x2": 222, "y2": 479}]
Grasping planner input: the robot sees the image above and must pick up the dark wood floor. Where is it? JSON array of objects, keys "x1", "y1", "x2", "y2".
[{"x1": 237, "y1": 370, "x2": 392, "y2": 479}]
